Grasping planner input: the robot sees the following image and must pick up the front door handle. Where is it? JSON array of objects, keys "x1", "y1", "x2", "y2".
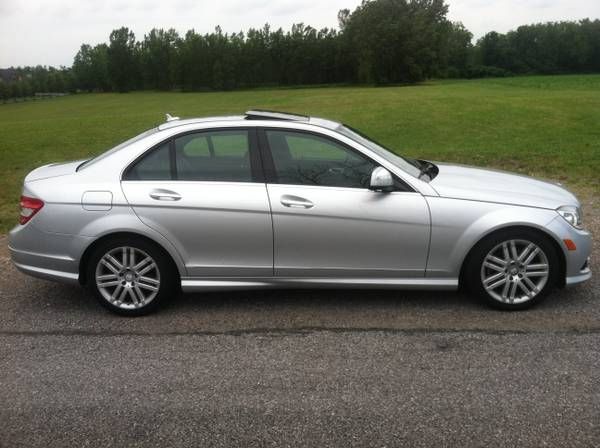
[
  {"x1": 280, "y1": 195, "x2": 314, "y2": 209},
  {"x1": 149, "y1": 189, "x2": 182, "y2": 201}
]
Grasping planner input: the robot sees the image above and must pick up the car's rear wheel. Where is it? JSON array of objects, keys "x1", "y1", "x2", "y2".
[
  {"x1": 465, "y1": 229, "x2": 560, "y2": 310},
  {"x1": 87, "y1": 237, "x2": 176, "y2": 316}
]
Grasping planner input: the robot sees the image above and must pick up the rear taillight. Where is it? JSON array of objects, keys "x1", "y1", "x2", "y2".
[{"x1": 19, "y1": 196, "x2": 44, "y2": 225}]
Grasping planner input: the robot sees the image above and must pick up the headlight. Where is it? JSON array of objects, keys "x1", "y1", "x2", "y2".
[{"x1": 557, "y1": 206, "x2": 583, "y2": 229}]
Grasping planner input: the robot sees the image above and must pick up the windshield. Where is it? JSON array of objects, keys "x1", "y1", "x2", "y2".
[
  {"x1": 77, "y1": 127, "x2": 159, "y2": 171},
  {"x1": 336, "y1": 125, "x2": 422, "y2": 178}
]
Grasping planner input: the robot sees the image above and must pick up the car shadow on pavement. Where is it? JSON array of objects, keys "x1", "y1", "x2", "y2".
[
  {"x1": 175, "y1": 287, "x2": 478, "y2": 311},
  {"x1": 0, "y1": 268, "x2": 594, "y2": 334}
]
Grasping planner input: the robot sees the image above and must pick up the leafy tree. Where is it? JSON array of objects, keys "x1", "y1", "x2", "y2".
[
  {"x1": 10, "y1": 81, "x2": 22, "y2": 100},
  {"x1": 211, "y1": 60, "x2": 224, "y2": 90},
  {"x1": 476, "y1": 32, "x2": 512, "y2": 70},
  {"x1": 73, "y1": 44, "x2": 95, "y2": 90},
  {"x1": 107, "y1": 27, "x2": 138, "y2": 92},
  {"x1": 21, "y1": 79, "x2": 33, "y2": 98},
  {"x1": 343, "y1": 0, "x2": 452, "y2": 84},
  {"x1": 141, "y1": 28, "x2": 179, "y2": 90},
  {"x1": 73, "y1": 44, "x2": 110, "y2": 91},
  {"x1": 581, "y1": 19, "x2": 600, "y2": 72},
  {"x1": 178, "y1": 31, "x2": 203, "y2": 91},
  {"x1": 443, "y1": 22, "x2": 473, "y2": 77},
  {"x1": 0, "y1": 81, "x2": 8, "y2": 102},
  {"x1": 474, "y1": 20, "x2": 600, "y2": 75},
  {"x1": 338, "y1": 9, "x2": 351, "y2": 30}
]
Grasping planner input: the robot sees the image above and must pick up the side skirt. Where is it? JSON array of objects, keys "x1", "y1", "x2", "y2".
[{"x1": 180, "y1": 277, "x2": 459, "y2": 293}]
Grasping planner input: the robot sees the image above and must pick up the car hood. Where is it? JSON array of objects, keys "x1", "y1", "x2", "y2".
[
  {"x1": 429, "y1": 162, "x2": 578, "y2": 209},
  {"x1": 24, "y1": 160, "x2": 85, "y2": 183}
]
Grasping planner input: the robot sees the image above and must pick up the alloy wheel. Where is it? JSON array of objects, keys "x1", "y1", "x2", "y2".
[
  {"x1": 480, "y1": 239, "x2": 549, "y2": 304},
  {"x1": 95, "y1": 246, "x2": 161, "y2": 310}
]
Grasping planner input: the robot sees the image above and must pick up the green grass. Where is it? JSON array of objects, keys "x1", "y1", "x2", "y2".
[{"x1": 1, "y1": 74, "x2": 599, "y2": 232}]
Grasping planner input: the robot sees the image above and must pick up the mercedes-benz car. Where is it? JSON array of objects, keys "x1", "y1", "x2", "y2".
[{"x1": 9, "y1": 110, "x2": 592, "y2": 316}]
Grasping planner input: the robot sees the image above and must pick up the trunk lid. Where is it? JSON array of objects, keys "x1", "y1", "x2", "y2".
[{"x1": 24, "y1": 160, "x2": 85, "y2": 183}]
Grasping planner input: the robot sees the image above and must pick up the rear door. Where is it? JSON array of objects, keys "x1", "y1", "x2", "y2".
[
  {"x1": 121, "y1": 128, "x2": 273, "y2": 277},
  {"x1": 259, "y1": 128, "x2": 430, "y2": 278}
]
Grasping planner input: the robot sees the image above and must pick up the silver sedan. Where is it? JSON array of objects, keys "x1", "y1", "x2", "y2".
[{"x1": 8, "y1": 110, "x2": 592, "y2": 315}]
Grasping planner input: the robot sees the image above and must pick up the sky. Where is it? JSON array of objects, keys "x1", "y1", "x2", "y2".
[{"x1": 1, "y1": 0, "x2": 599, "y2": 67}]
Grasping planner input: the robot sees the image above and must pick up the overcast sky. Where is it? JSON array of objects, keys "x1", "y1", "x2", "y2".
[{"x1": 1, "y1": 0, "x2": 599, "y2": 67}]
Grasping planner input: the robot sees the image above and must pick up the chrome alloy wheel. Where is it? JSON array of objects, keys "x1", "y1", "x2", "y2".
[
  {"x1": 95, "y1": 246, "x2": 161, "y2": 310},
  {"x1": 480, "y1": 239, "x2": 549, "y2": 305}
]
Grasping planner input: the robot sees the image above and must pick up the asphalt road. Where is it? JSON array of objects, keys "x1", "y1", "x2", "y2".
[{"x1": 0, "y1": 204, "x2": 598, "y2": 447}]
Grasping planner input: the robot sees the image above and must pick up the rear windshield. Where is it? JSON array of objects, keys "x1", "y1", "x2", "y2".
[{"x1": 77, "y1": 127, "x2": 159, "y2": 171}]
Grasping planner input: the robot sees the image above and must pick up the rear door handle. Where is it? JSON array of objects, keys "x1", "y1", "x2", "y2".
[
  {"x1": 149, "y1": 189, "x2": 182, "y2": 201},
  {"x1": 280, "y1": 195, "x2": 314, "y2": 209}
]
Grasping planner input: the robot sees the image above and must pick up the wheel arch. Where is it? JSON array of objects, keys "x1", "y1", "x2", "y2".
[
  {"x1": 78, "y1": 231, "x2": 183, "y2": 286},
  {"x1": 458, "y1": 224, "x2": 566, "y2": 289}
]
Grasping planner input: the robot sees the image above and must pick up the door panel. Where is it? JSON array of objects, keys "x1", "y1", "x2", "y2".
[
  {"x1": 268, "y1": 184, "x2": 430, "y2": 277},
  {"x1": 122, "y1": 181, "x2": 273, "y2": 277},
  {"x1": 121, "y1": 128, "x2": 272, "y2": 277}
]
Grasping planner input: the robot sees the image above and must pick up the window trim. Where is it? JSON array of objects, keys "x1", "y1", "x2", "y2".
[
  {"x1": 257, "y1": 127, "x2": 413, "y2": 192},
  {"x1": 122, "y1": 127, "x2": 264, "y2": 183},
  {"x1": 168, "y1": 139, "x2": 178, "y2": 180}
]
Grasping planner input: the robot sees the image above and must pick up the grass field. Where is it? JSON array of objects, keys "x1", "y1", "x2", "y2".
[{"x1": 0, "y1": 74, "x2": 599, "y2": 232}]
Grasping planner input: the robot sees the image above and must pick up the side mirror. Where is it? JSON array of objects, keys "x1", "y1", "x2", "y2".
[{"x1": 369, "y1": 167, "x2": 394, "y2": 192}]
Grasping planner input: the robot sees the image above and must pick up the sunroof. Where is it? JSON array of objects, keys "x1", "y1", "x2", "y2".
[{"x1": 245, "y1": 110, "x2": 309, "y2": 121}]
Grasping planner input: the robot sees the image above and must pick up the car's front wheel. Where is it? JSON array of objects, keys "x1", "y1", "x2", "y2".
[
  {"x1": 465, "y1": 229, "x2": 560, "y2": 310},
  {"x1": 87, "y1": 237, "x2": 176, "y2": 316}
]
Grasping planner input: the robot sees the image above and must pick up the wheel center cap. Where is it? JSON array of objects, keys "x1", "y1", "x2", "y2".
[{"x1": 125, "y1": 273, "x2": 134, "y2": 282}]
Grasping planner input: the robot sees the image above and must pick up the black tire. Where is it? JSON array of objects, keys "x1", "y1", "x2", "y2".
[
  {"x1": 86, "y1": 236, "x2": 177, "y2": 316},
  {"x1": 464, "y1": 228, "x2": 561, "y2": 311}
]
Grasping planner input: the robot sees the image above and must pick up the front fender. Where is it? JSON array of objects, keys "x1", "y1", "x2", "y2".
[{"x1": 425, "y1": 197, "x2": 559, "y2": 278}]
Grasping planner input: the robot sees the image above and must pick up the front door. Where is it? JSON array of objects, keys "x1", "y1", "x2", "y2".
[
  {"x1": 121, "y1": 128, "x2": 273, "y2": 277},
  {"x1": 261, "y1": 129, "x2": 430, "y2": 278}
]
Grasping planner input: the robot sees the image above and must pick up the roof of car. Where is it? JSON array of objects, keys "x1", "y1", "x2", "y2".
[{"x1": 157, "y1": 110, "x2": 340, "y2": 131}]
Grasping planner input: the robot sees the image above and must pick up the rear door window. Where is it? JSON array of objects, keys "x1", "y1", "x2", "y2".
[
  {"x1": 175, "y1": 130, "x2": 252, "y2": 182},
  {"x1": 124, "y1": 129, "x2": 257, "y2": 182},
  {"x1": 124, "y1": 142, "x2": 171, "y2": 180}
]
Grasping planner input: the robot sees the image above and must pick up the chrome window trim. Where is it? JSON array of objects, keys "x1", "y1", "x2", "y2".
[
  {"x1": 108, "y1": 120, "x2": 437, "y2": 196},
  {"x1": 258, "y1": 126, "x2": 415, "y2": 193},
  {"x1": 120, "y1": 126, "x2": 263, "y2": 184},
  {"x1": 265, "y1": 182, "x2": 421, "y2": 195}
]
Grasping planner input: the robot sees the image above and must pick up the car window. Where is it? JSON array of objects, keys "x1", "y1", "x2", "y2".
[
  {"x1": 125, "y1": 142, "x2": 171, "y2": 180},
  {"x1": 124, "y1": 130, "x2": 255, "y2": 182},
  {"x1": 266, "y1": 130, "x2": 376, "y2": 189},
  {"x1": 336, "y1": 125, "x2": 422, "y2": 178},
  {"x1": 78, "y1": 127, "x2": 159, "y2": 171},
  {"x1": 175, "y1": 130, "x2": 252, "y2": 182}
]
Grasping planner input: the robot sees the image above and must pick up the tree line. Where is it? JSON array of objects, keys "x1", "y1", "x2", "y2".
[
  {"x1": 0, "y1": 66, "x2": 74, "y2": 101},
  {"x1": 1, "y1": 0, "x2": 600, "y2": 101},
  {"x1": 475, "y1": 19, "x2": 600, "y2": 76}
]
